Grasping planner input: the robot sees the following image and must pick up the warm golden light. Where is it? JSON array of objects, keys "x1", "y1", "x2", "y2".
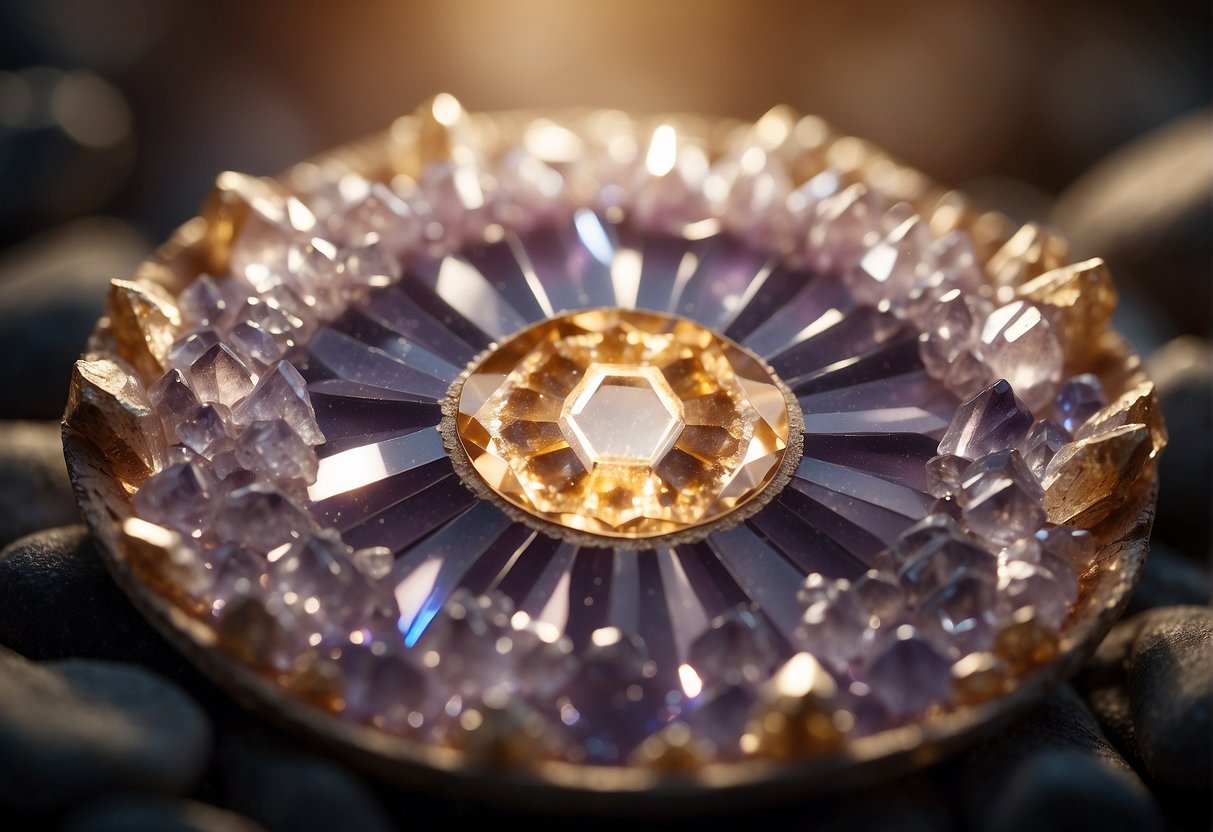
[{"x1": 450, "y1": 308, "x2": 797, "y2": 542}]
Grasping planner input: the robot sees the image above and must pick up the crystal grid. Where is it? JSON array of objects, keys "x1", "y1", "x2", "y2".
[{"x1": 114, "y1": 101, "x2": 1159, "y2": 770}]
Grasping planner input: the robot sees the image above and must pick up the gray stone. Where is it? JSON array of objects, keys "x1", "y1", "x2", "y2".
[
  {"x1": 1128, "y1": 606, "x2": 1213, "y2": 793},
  {"x1": 217, "y1": 735, "x2": 394, "y2": 832},
  {"x1": 956, "y1": 686, "x2": 1160, "y2": 832},
  {"x1": 0, "y1": 650, "x2": 211, "y2": 812},
  {"x1": 0, "y1": 527, "x2": 188, "y2": 674},
  {"x1": 63, "y1": 798, "x2": 264, "y2": 832},
  {"x1": 0, "y1": 421, "x2": 79, "y2": 549}
]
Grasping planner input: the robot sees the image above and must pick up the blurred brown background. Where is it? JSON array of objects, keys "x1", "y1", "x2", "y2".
[{"x1": 0, "y1": 0, "x2": 1208, "y2": 242}]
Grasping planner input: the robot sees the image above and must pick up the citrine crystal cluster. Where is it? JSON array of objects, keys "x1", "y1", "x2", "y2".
[
  {"x1": 452, "y1": 308, "x2": 793, "y2": 539},
  {"x1": 74, "y1": 97, "x2": 1165, "y2": 771}
]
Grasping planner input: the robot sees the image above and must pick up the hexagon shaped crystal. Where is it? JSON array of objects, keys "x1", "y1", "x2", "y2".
[{"x1": 452, "y1": 308, "x2": 795, "y2": 540}]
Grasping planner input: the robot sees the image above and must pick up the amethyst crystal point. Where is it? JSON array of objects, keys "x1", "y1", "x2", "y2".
[
  {"x1": 978, "y1": 301, "x2": 1062, "y2": 412},
  {"x1": 687, "y1": 606, "x2": 781, "y2": 689},
  {"x1": 851, "y1": 569, "x2": 905, "y2": 626},
  {"x1": 1019, "y1": 419, "x2": 1068, "y2": 480},
  {"x1": 234, "y1": 419, "x2": 317, "y2": 484},
  {"x1": 925, "y1": 454, "x2": 968, "y2": 499},
  {"x1": 938, "y1": 379, "x2": 1033, "y2": 460},
  {"x1": 555, "y1": 627, "x2": 668, "y2": 762},
  {"x1": 864, "y1": 627, "x2": 954, "y2": 719},
  {"x1": 189, "y1": 342, "x2": 256, "y2": 409},
  {"x1": 849, "y1": 216, "x2": 932, "y2": 306},
  {"x1": 958, "y1": 450, "x2": 1046, "y2": 547},
  {"x1": 232, "y1": 360, "x2": 324, "y2": 445},
  {"x1": 149, "y1": 368, "x2": 201, "y2": 432},
  {"x1": 997, "y1": 560, "x2": 1075, "y2": 628},
  {"x1": 1054, "y1": 373, "x2": 1107, "y2": 435},
  {"x1": 132, "y1": 460, "x2": 219, "y2": 537},
  {"x1": 917, "y1": 575, "x2": 998, "y2": 658},
  {"x1": 204, "y1": 543, "x2": 265, "y2": 613},
  {"x1": 795, "y1": 590, "x2": 867, "y2": 672},
  {"x1": 412, "y1": 589, "x2": 533, "y2": 701},
  {"x1": 338, "y1": 643, "x2": 430, "y2": 732},
  {"x1": 215, "y1": 482, "x2": 317, "y2": 555},
  {"x1": 175, "y1": 402, "x2": 233, "y2": 457}
]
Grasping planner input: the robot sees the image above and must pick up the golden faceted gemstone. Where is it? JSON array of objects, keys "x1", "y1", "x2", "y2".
[{"x1": 450, "y1": 308, "x2": 798, "y2": 542}]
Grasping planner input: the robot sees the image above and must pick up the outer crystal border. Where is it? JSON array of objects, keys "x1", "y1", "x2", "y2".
[
  {"x1": 61, "y1": 102, "x2": 1162, "y2": 811},
  {"x1": 438, "y1": 310, "x2": 806, "y2": 550}
]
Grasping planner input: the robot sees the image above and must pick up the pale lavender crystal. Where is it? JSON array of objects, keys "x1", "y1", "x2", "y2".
[
  {"x1": 177, "y1": 275, "x2": 230, "y2": 328},
  {"x1": 943, "y1": 348, "x2": 993, "y2": 400},
  {"x1": 684, "y1": 682, "x2": 757, "y2": 757},
  {"x1": 148, "y1": 369, "x2": 200, "y2": 429},
  {"x1": 917, "y1": 575, "x2": 997, "y2": 658},
  {"x1": 938, "y1": 379, "x2": 1033, "y2": 460},
  {"x1": 716, "y1": 159, "x2": 794, "y2": 252},
  {"x1": 554, "y1": 628, "x2": 668, "y2": 762},
  {"x1": 1019, "y1": 419, "x2": 1068, "y2": 479},
  {"x1": 850, "y1": 569, "x2": 905, "y2": 626},
  {"x1": 419, "y1": 159, "x2": 494, "y2": 245},
  {"x1": 884, "y1": 513, "x2": 971, "y2": 568},
  {"x1": 167, "y1": 329, "x2": 221, "y2": 370},
  {"x1": 1055, "y1": 374, "x2": 1107, "y2": 435},
  {"x1": 1032, "y1": 526, "x2": 1094, "y2": 584},
  {"x1": 228, "y1": 321, "x2": 282, "y2": 372},
  {"x1": 925, "y1": 230, "x2": 984, "y2": 295},
  {"x1": 339, "y1": 645, "x2": 430, "y2": 731},
  {"x1": 204, "y1": 543, "x2": 265, "y2": 613},
  {"x1": 958, "y1": 450, "x2": 1046, "y2": 547},
  {"x1": 925, "y1": 454, "x2": 968, "y2": 499},
  {"x1": 342, "y1": 241, "x2": 403, "y2": 291},
  {"x1": 175, "y1": 403, "x2": 233, "y2": 457},
  {"x1": 493, "y1": 148, "x2": 569, "y2": 232},
  {"x1": 234, "y1": 419, "x2": 317, "y2": 484},
  {"x1": 215, "y1": 482, "x2": 318, "y2": 555},
  {"x1": 243, "y1": 296, "x2": 304, "y2": 339},
  {"x1": 189, "y1": 343, "x2": 256, "y2": 409},
  {"x1": 997, "y1": 560, "x2": 1075, "y2": 628},
  {"x1": 864, "y1": 629, "x2": 954, "y2": 719},
  {"x1": 796, "y1": 592, "x2": 867, "y2": 671},
  {"x1": 848, "y1": 216, "x2": 932, "y2": 306},
  {"x1": 269, "y1": 530, "x2": 385, "y2": 623},
  {"x1": 132, "y1": 460, "x2": 219, "y2": 536},
  {"x1": 930, "y1": 495, "x2": 966, "y2": 525},
  {"x1": 978, "y1": 301, "x2": 1063, "y2": 412},
  {"x1": 229, "y1": 193, "x2": 315, "y2": 287},
  {"x1": 809, "y1": 183, "x2": 883, "y2": 274},
  {"x1": 897, "y1": 535, "x2": 996, "y2": 604},
  {"x1": 687, "y1": 606, "x2": 780, "y2": 688},
  {"x1": 412, "y1": 590, "x2": 530, "y2": 700},
  {"x1": 232, "y1": 360, "x2": 324, "y2": 445},
  {"x1": 918, "y1": 289, "x2": 987, "y2": 378},
  {"x1": 326, "y1": 179, "x2": 426, "y2": 254}
]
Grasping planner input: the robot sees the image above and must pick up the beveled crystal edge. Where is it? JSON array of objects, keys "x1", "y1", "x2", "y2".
[{"x1": 437, "y1": 309, "x2": 806, "y2": 550}]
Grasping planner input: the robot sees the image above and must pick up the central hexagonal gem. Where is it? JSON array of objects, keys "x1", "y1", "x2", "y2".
[
  {"x1": 450, "y1": 308, "x2": 797, "y2": 542},
  {"x1": 559, "y1": 365, "x2": 685, "y2": 469}
]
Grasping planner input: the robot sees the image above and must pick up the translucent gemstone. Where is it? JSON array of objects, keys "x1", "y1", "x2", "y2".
[
  {"x1": 810, "y1": 183, "x2": 883, "y2": 274},
  {"x1": 175, "y1": 402, "x2": 233, "y2": 457},
  {"x1": 848, "y1": 216, "x2": 932, "y2": 306},
  {"x1": 189, "y1": 343, "x2": 256, "y2": 409},
  {"x1": 997, "y1": 560, "x2": 1075, "y2": 628},
  {"x1": 342, "y1": 241, "x2": 403, "y2": 291},
  {"x1": 227, "y1": 321, "x2": 282, "y2": 372},
  {"x1": 454, "y1": 308, "x2": 792, "y2": 539},
  {"x1": 215, "y1": 483, "x2": 318, "y2": 555},
  {"x1": 167, "y1": 329, "x2": 221, "y2": 370},
  {"x1": 917, "y1": 575, "x2": 998, "y2": 658},
  {"x1": 938, "y1": 379, "x2": 1033, "y2": 460},
  {"x1": 795, "y1": 592, "x2": 867, "y2": 672},
  {"x1": 176, "y1": 275, "x2": 230, "y2": 328},
  {"x1": 338, "y1": 644, "x2": 430, "y2": 732},
  {"x1": 850, "y1": 569, "x2": 905, "y2": 626},
  {"x1": 1019, "y1": 419, "x2": 1068, "y2": 480},
  {"x1": 959, "y1": 450, "x2": 1046, "y2": 547},
  {"x1": 203, "y1": 543, "x2": 265, "y2": 613},
  {"x1": 864, "y1": 629, "x2": 954, "y2": 719},
  {"x1": 232, "y1": 360, "x2": 325, "y2": 445},
  {"x1": 1035, "y1": 526, "x2": 1095, "y2": 574},
  {"x1": 897, "y1": 535, "x2": 996, "y2": 605},
  {"x1": 978, "y1": 301, "x2": 1063, "y2": 412},
  {"x1": 926, "y1": 230, "x2": 984, "y2": 295},
  {"x1": 325, "y1": 179, "x2": 426, "y2": 254},
  {"x1": 234, "y1": 419, "x2": 318, "y2": 484},
  {"x1": 350, "y1": 546, "x2": 394, "y2": 582},
  {"x1": 148, "y1": 368, "x2": 200, "y2": 429},
  {"x1": 683, "y1": 682, "x2": 758, "y2": 757},
  {"x1": 1054, "y1": 373, "x2": 1106, "y2": 435},
  {"x1": 918, "y1": 289, "x2": 988, "y2": 378},
  {"x1": 269, "y1": 530, "x2": 385, "y2": 626},
  {"x1": 925, "y1": 454, "x2": 968, "y2": 498},
  {"x1": 687, "y1": 606, "x2": 781, "y2": 689},
  {"x1": 132, "y1": 460, "x2": 219, "y2": 536}
]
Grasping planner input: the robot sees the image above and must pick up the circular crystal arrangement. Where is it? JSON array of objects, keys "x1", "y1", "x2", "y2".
[
  {"x1": 450, "y1": 308, "x2": 795, "y2": 540},
  {"x1": 68, "y1": 97, "x2": 1165, "y2": 777}
]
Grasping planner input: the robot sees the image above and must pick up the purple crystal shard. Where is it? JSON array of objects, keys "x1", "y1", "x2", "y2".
[
  {"x1": 233, "y1": 360, "x2": 324, "y2": 445},
  {"x1": 1019, "y1": 419, "x2": 1068, "y2": 479},
  {"x1": 865, "y1": 629, "x2": 954, "y2": 719},
  {"x1": 938, "y1": 379, "x2": 1033, "y2": 460},
  {"x1": 978, "y1": 302, "x2": 1063, "y2": 412},
  {"x1": 132, "y1": 460, "x2": 218, "y2": 537},
  {"x1": 1054, "y1": 373, "x2": 1107, "y2": 435},
  {"x1": 189, "y1": 343, "x2": 256, "y2": 408},
  {"x1": 958, "y1": 450, "x2": 1046, "y2": 547}
]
